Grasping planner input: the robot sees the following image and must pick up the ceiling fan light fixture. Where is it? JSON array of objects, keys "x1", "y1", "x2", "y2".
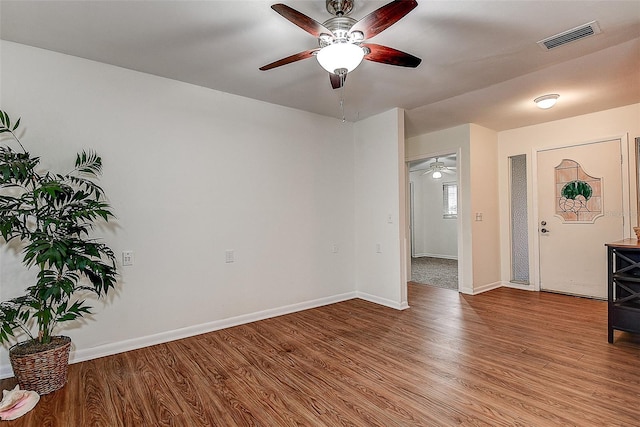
[
  {"x1": 316, "y1": 42, "x2": 365, "y2": 74},
  {"x1": 534, "y1": 94, "x2": 559, "y2": 109},
  {"x1": 432, "y1": 170, "x2": 442, "y2": 179}
]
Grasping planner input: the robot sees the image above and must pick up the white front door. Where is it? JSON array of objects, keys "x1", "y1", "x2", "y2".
[{"x1": 537, "y1": 139, "x2": 624, "y2": 299}]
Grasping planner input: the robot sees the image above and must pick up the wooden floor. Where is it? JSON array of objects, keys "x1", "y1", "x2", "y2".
[{"x1": 2, "y1": 283, "x2": 639, "y2": 426}]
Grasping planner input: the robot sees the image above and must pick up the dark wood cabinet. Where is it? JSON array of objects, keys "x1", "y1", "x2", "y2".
[{"x1": 606, "y1": 239, "x2": 640, "y2": 343}]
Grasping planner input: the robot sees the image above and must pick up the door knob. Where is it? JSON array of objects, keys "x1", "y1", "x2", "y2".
[
  {"x1": 541, "y1": 221, "x2": 547, "y2": 226},
  {"x1": 541, "y1": 228, "x2": 549, "y2": 233}
]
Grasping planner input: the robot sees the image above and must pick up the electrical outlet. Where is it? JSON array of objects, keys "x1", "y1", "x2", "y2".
[
  {"x1": 376, "y1": 243, "x2": 382, "y2": 253},
  {"x1": 332, "y1": 244, "x2": 339, "y2": 253},
  {"x1": 122, "y1": 251, "x2": 134, "y2": 266},
  {"x1": 225, "y1": 250, "x2": 235, "y2": 263}
]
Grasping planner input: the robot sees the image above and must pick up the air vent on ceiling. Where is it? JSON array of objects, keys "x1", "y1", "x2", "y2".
[{"x1": 537, "y1": 21, "x2": 602, "y2": 50}]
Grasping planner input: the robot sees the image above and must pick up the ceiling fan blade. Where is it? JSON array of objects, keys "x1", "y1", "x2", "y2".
[
  {"x1": 329, "y1": 72, "x2": 347, "y2": 89},
  {"x1": 259, "y1": 49, "x2": 319, "y2": 71},
  {"x1": 349, "y1": 0, "x2": 418, "y2": 40},
  {"x1": 271, "y1": 4, "x2": 334, "y2": 38},
  {"x1": 363, "y1": 43, "x2": 421, "y2": 68}
]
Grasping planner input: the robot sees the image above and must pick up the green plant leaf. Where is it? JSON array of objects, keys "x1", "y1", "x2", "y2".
[{"x1": 0, "y1": 111, "x2": 118, "y2": 343}]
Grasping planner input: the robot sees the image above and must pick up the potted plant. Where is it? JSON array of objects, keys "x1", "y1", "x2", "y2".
[{"x1": 0, "y1": 110, "x2": 117, "y2": 395}]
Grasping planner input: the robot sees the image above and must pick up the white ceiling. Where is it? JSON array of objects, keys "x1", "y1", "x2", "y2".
[{"x1": 1, "y1": 0, "x2": 639, "y2": 138}]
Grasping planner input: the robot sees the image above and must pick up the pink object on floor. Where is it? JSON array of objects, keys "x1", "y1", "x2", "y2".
[{"x1": 0, "y1": 385, "x2": 40, "y2": 421}]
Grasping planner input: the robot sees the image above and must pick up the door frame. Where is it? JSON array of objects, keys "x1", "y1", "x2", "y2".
[
  {"x1": 530, "y1": 134, "x2": 632, "y2": 292},
  {"x1": 409, "y1": 181, "x2": 415, "y2": 257},
  {"x1": 405, "y1": 149, "x2": 462, "y2": 292}
]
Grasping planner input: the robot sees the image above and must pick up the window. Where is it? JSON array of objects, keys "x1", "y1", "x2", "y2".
[
  {"x1": 509, "y1": 154, "x2": 529, "y2": 283},
  {"x1": 443, "y1": 182, "x2": 457, "y2": 219}
]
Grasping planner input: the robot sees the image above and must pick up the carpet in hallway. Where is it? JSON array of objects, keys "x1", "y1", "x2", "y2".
[{"x1": 411, "y1": 256, "x2": 458, "y2": 290}]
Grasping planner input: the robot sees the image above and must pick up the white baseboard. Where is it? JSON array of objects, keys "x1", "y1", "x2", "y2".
[
  {"x1": 440, "y1": 281, "x2": 536, "y2": 296},
  {"x1": 1, "y1": 291, "x2": 358, "y2": 379},
  {"x1": 471, "y1": 281, "x2": 503, "y2": 295},
  {"x1": 356, "y1": 291, "x2": 409, "y2": 310},
  {"x1": 502, "y1": 281, "x2": 536, "y2": 291},
  {"x1": 412, "y1": 253, "x2": 458, "y2": 260},
  {"x1": 0, "y1": 363, "x2": 12, "y2": 379}
]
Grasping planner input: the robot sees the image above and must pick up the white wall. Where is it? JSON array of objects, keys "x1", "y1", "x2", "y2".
[
  {"x1": 409, "y1": 169, "x2": 458, "y2": 259},
  {"x1": 0, "y1": 41, "x2": 357, "y2": 375},
  {"x1": 469, "y1": 124, "x2": 501, "y2": 291},
  {"x1": 354, "y1": 109, "x2": 408, "y2": 309},
  {"x1": 497, "y1": 103, "x2": 640, "y2": 287},
  {"x1": 406, "y1": 124, "x2": 502, "y2": 293},
  {"x1": 406, "y1": 125, "x2": 473, "y2": 293},
  {"x1": 407, "y1": 106, "x2": 639, "y2": 295}
]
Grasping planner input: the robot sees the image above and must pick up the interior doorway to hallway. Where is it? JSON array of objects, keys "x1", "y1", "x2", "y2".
[{"x1": 408, "y1": 154, "x2": 459, "y2": 291}]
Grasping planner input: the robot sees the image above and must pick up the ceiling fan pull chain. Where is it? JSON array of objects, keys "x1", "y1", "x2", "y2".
[{"x1": 340, "y1": 73, "x2": 346, "y2": 122}]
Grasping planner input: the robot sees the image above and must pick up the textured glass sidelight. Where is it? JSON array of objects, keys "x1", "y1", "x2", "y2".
[{"x1": 510, "y1": 155, "x2": 529, "y2": 283}]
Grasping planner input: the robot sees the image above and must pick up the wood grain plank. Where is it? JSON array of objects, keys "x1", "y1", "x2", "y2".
[{"x1": 1, "y1": 284, "x2": 639, "y2": 426}]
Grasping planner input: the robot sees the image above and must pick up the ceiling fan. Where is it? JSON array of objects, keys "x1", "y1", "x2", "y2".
[
  {"x1": 422, "y1": 157, "x2": 456, "y2": 179},
  {"x1": 259, "y1": 0, "x2": 422, "y2": 89}
]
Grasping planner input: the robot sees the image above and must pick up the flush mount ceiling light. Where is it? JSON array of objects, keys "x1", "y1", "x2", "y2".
[
  {"x1": 534, "y1": 94, "x2": 560, "y2": 109},
  {"x1": 316, "y1": 42, "x2": 365, "y2": 75}
]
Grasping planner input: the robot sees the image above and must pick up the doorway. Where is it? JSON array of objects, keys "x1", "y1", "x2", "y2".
[
  {"x1": 408, "y1": 154, "x2": 459, "y2": 291},
  {"x1": 536, "y1": 138, "x2": 625, "y2": 299}
]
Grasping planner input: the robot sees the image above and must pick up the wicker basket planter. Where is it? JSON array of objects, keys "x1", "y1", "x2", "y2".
[{"x1": 9, "y1": 336, "x2": 72, "y2": 395}]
